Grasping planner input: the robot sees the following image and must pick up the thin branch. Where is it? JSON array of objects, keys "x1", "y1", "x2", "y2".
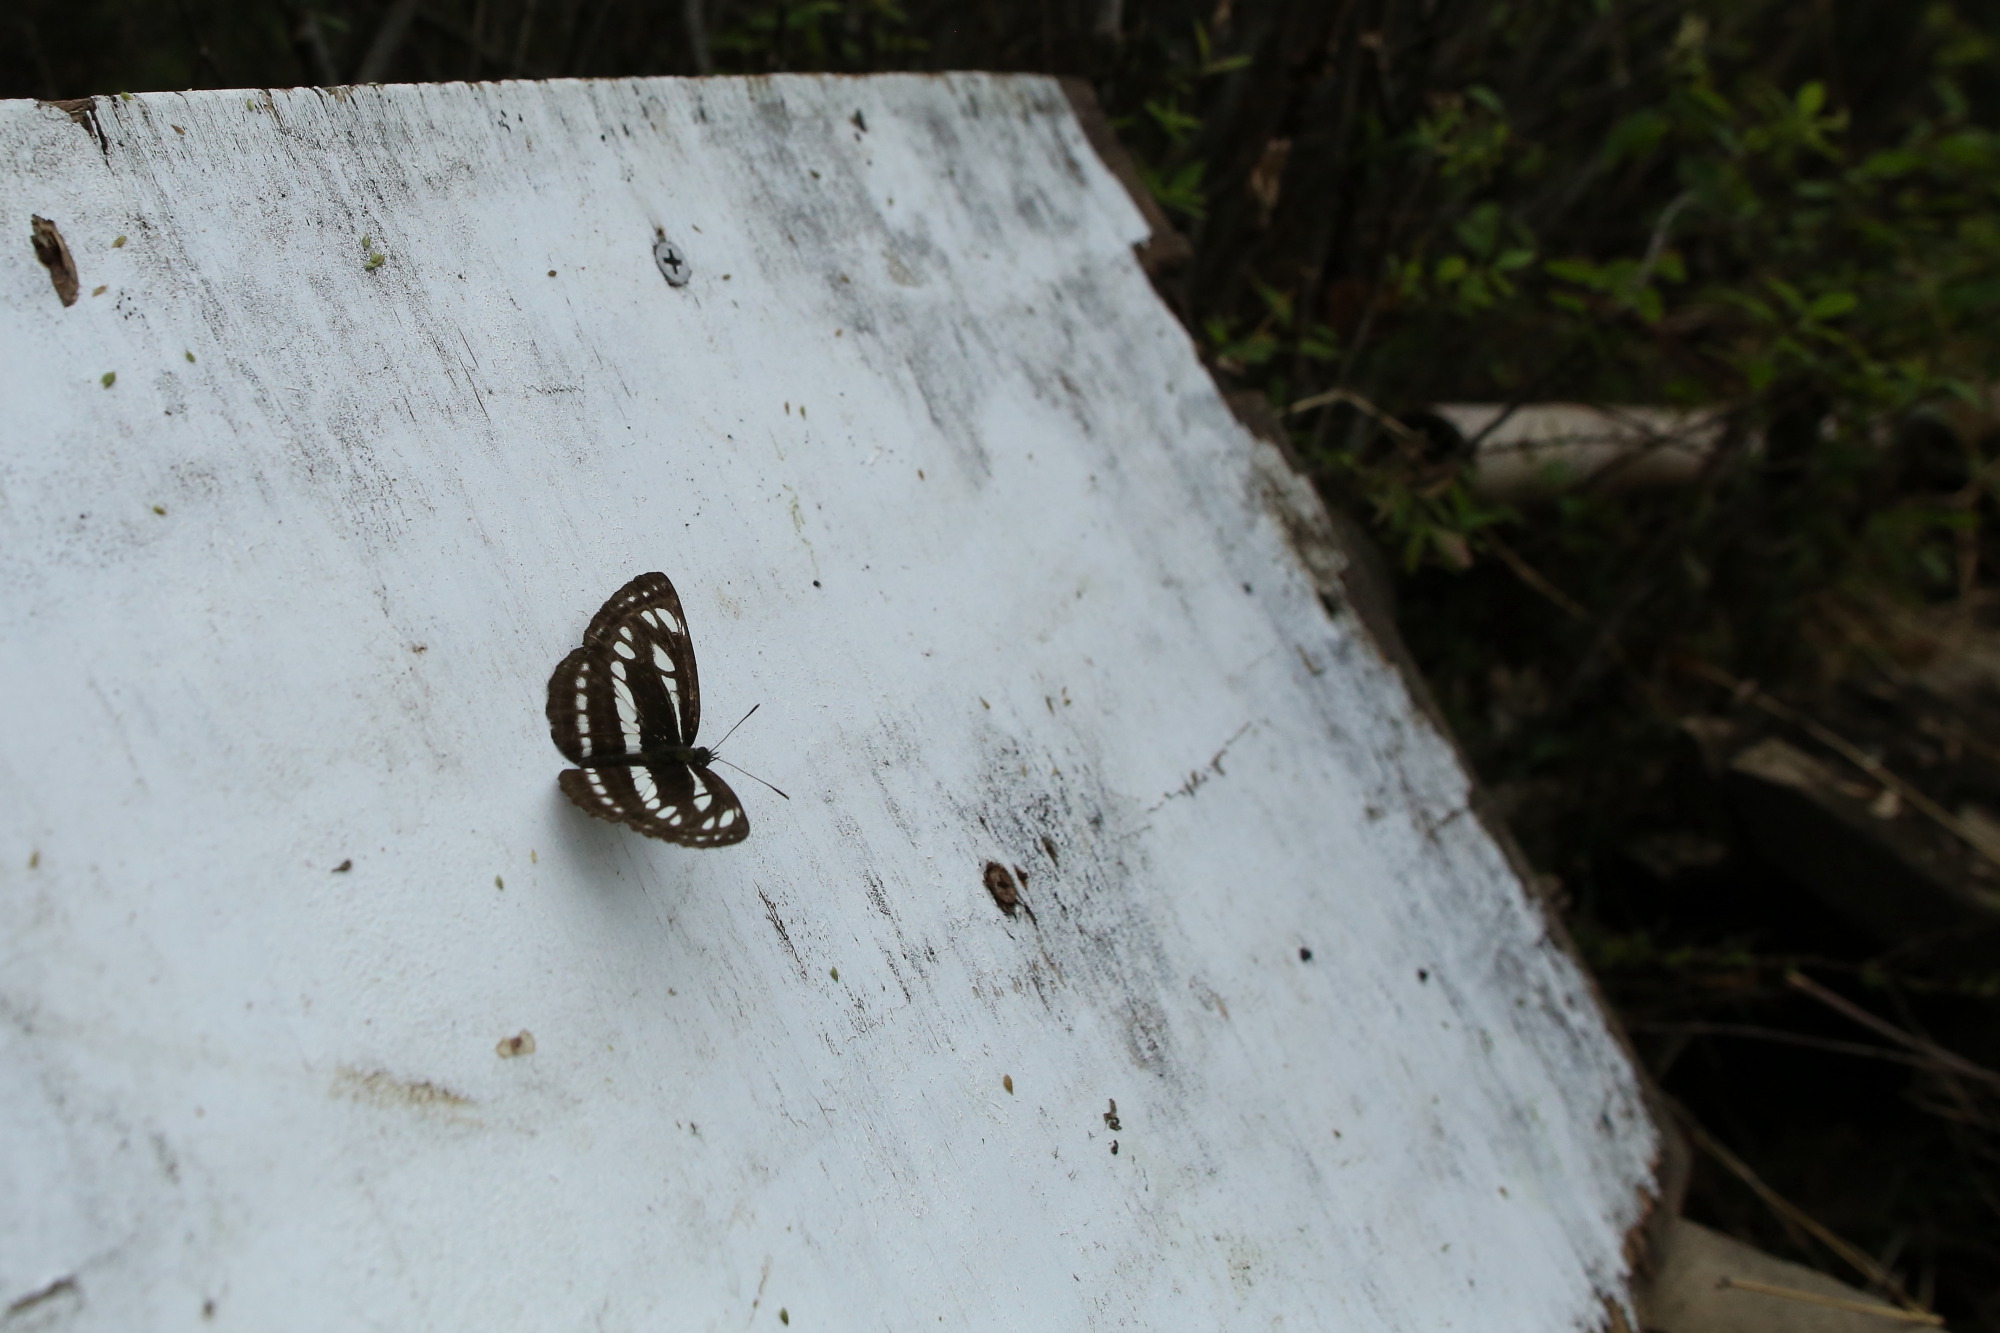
[
  {"x1": 683, "y1": 0, "x2": 713, "y2": 75},
  {"x1": 1674, "y1": 1106, "x2": 1933, "y2": 1315},
  {"x1": 1714, "y1": 1277, "x2": 1942, "y2": 1326},
  {"x1": 1629, "y1": 1020, "x2": 1964, "y2": 1073},
  {"x1": 1786, "y1": 971, "x2": 2000, "y2": 1094},
  {"x1": 1286, "y1": 385, "x2": 1420, "y2": 443},
  {"x1": 355, "y1": 0, "x2": 421, "y2": 82},
  {"x1": 1682, "y1": 658, "x2": 2000, "y2": 875}
]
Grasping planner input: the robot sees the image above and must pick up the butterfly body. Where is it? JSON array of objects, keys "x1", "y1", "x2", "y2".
[{"x1": 546, "y1": 572, "x2": 750, "y2": 846}]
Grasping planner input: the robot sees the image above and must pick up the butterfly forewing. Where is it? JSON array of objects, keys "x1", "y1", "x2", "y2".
[
  {"x1": 585, "y1": 572, "x2": 701, "y2": 745},
  {"x1": 547, "y1": 572, "x2": 749, "y2": 847}
]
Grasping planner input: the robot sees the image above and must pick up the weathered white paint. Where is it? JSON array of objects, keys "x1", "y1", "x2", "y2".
[{"x1": 0, "y1": 77, "x2": 1656, "y2": 1330}]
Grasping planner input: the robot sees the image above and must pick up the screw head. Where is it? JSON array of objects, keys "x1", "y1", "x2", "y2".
[{"x1": 653, "y1": 236, "x2": 691, "y2": 287}]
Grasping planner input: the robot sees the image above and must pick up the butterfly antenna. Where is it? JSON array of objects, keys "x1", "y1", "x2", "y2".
[
  {"x1": 707, "y1": 704, "x2": 789, "y2": 799},
  {"x1": 713, "y1": 757, "x2": 791, "y2": 801},
  {"x1": 710, "y1": 702, "x2": 761, "y2": 752}
]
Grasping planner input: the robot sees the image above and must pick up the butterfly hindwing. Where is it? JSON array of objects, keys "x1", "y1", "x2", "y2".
[{"x1": 558, "y1": 762, "x2": 749, "y2": 846}]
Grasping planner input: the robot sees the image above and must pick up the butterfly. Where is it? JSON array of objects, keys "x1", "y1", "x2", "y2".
[{"x1": 545, "y1": 572, "x2": 757, "y2": 846}]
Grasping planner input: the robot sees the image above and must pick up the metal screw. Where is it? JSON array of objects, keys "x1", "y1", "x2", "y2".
[{"x1": 653, "y1": 235, "x2": 691, "y2": 287}]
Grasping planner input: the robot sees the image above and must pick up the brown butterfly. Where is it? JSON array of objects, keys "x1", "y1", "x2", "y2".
[{"x1": 546, "y1": 572, "x2": 773, "y2": 846}]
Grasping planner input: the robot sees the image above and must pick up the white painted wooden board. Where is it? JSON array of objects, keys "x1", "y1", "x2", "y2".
[{"x1": 0, "y1": 76, "x2": 1657, "y2": 1330}]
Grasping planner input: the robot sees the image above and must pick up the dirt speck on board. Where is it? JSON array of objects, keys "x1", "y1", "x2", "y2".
[
  {"x1": 495, "y1": 1030, "x2": 536, "y2": 1058},
  {"x1": 332, "y1": 1066, "x2": 473, "y2": 1111},
  {"x1": 1003, "y1": 1073, "x2": 1013, "y2": 1094},
  {"x1": 331, "y1": 859, "x2": 351, "y2": 872},
  {"x1": 1102, "y1": 1099, "x2": 1120, "y2": 1131},
  {"x1": 30, "y1": 215, "x2": 79, "y2": 306},
  {"x1": 983, "y1": 860, "x2": 1020, "y2": 915}
]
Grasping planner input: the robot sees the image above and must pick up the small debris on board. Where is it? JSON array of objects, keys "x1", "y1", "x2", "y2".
[
  {"x1": 30, "y1": 215, "x2": 79, "y2": 306},
  {"x1": 495, "y1": 1030, "x2": 536, "y2": 1058},
  {"x1": 983, "y1": 861, "x2": 1020, "y2": 915}
]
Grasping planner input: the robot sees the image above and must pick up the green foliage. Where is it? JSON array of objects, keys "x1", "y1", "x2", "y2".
[
  {"x1": 710, "y1": 0, "x2": 927, "y2": 68},
  {"x1": 1198, "y1": 0, "x2": 2000, "y2": 609}
]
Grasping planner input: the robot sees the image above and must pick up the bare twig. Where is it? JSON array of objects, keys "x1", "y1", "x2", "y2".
[
  {"x1": 1483, "y1": 531, "x2": 1590, "y2": 622},
  {"x1": 1287, "y1": 385, "x2": 1420, "y2": 443},
  {"x1": 1682, "y1": 658, "x2": 2000, "y2": 873},
  {"x1": 1630, "y1": 188, "x2": 1695, "y2": 292},
  {"x1": 1674, "y1": 1108, "x2": 1932, "y2": 1314},
  {"x1": 355, "y1": 0, "x2": 420, "y2": 82},
  {"x1": 287, "y1": 0, "x2": 341, "y2": 85},
  {"x1": 1715, "y1": 1276, "x2": 1943, "y2": 1325},
  {"x1": 682, "y1": 0, "x2": 713, "y2": 74},
  {"x1": 1786, "y1": 971, "x2": 2000, "y2": 1093},
  {"x1": 1629, "y1": 1020, "x2": 1964, "y2": 1073},
  {"x1": 511, "y1": 0, "x2": 544, "y2": 75}
]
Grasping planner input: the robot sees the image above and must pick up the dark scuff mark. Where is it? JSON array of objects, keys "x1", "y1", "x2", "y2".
[
  {"x1": 963, "y1": 733, "x2": 1178, "y2": 1072},
  {"x1": 30, "y1": 216, "x2": 79, "y2": 306},
  {"x1": 1145, "y1": 721, "x2": 1252, "y2": 814},
  {"x1": 760, "y1": 886, "x2": 807, "y2": 980},
  {"x1": 862, "y1": 868, "x2": 892, "y2": 918},
  {"x1": 41, "y1": 97, "x2": 108, "y2": 154},
  {"x1": 6, "y1": 1275, "x2": 79, "y2": 1317}
]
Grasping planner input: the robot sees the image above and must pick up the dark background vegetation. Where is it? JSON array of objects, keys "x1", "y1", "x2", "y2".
[{"x1": 10, "y1": 0, "x2": 2000, "y2": 1325}]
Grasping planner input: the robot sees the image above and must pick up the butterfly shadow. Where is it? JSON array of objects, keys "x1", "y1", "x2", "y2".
[{"x1": 542, "y1": 785, "x2": 698, "y2": 912}]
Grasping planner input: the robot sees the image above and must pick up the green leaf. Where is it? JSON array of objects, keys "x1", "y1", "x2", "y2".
[
  {"x1": 1435, "y1": 254, "x2": 1469, "y2": 284},
  {"x1": 1602, "y1": 110, "x2": 1670, "y2": 166},
  {"x1": 1545, "y1": 258, "x2": 1606, "y2": 289},
  {"x1": 1795, "y1": 81, "x2": 1826, "y2": 118},
  {"x1": 1765, "y1": 275, "x2": 1806, "y2": 312},
  {"x1": 1453, "y1": 202, "x2": 1502, "y2": 258},
  {"x1": 1804, "y1": 290, "x2": 1858, "y2": 321}
]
